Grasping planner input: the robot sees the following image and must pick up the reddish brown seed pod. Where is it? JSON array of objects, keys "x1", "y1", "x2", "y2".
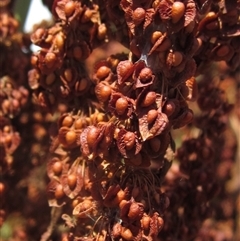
[
  {"x1": 115, "y1": 97, "x2": 128, "y2": 115},
  {"x1": 67, "y1": 174, "x2": 77, "y2": 190},
  {"x1": 65, "y1": 130, "x2": 76, "y2": 145},
  {"x1": 62, "y1": 115, "x2": 74, "y2": 127},
  {"x1": 64, "y1": 68, "x2": 73, "y2": 82},
  {"x1": 75, "y1": 78, "x2": 88, "y2": 93},
  {"x1": 168, "y1": 51, "x2": 183, "y2": 67},
  {"x1": 171, "y1": 1, "x2": 185, "y2": 24},
  {"x1": 64, "y1": 1, "x2": 75, "y2": 17},
  {"x1": 139, "y1": 67, "x2": 153, "y2": 83},
  {"x1": 132, "y1": 7, "x2": 146, "y2": 25},
  {"x1": 52, "y1": 161, "x2": 63, "y2": 175},
  {"x1": 124, "y1": 131, "x2": 136, "y2": 150},
  {"x1": 151, "y1": 31, "x2": 163, "y2": 44},
  {"x1": 128, "y1": 202, "x2": 144, "y2": 221},
  {"x1": 141, "y1": 91, "x2": 157, "y2": 107},
  {"x1": 45, "y1": 52, "x2": 56, "y2": 69},
  {"x1": 73, "y1": 199, "x2": 93, "y2": 218},
  {"x1": 87, "y1": 126, "x2": 101, "y2": 147},
  {"x1": 121, "y1": 227, "x2": 133, "y2": 241},
  {"x1": 96, "y1": 66, "x2": 111, "y2": 80},
  {"x1": 163, "y1": 100, "x2": 176, "y2": 117},
  {"x1": 147, "y1": 109, "x2": 158, "y2": 124},
  {"x1": 54, "y1": 184, "x2": 65, "y2": 199},
  {"x1": 141, "y1": 214, "x2": 151, "y2": 230},
  {"x1": 95, "y1": 82, "x2": 112, "y2": 102}
]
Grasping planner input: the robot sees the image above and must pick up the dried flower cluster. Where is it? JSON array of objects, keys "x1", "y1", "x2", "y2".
[{"x1": 0, "y1": 0, "x2": 239, "y2": 241}]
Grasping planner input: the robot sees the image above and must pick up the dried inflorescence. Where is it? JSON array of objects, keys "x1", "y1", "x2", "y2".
[{"x1": 1, "y1": 0, "x2": 239, "y2": 240}]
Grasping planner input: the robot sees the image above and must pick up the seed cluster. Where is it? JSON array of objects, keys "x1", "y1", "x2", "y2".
[{"x1": 1, "y1": 0, "x2": 239, "y2": 240}]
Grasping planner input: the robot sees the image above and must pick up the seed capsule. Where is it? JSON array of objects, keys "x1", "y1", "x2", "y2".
[
  {"x1": 139, "y1": 68, "x2": 153, "y2": 83},
  {"x1": 132, "y1": 7, "x2": 145, "y2": 25},
  {"x1": 141, "y1": 91, "x2": 156, "y2": 107},
  {"x1": 65, "y1": 130, "x2": 76, "y2": 145},
  {"x1": 64, "y1": 1, "x2": 75, "y2": 17},
  {"x1": 141, "y1": 215, "x2": 151, "y2": 230},
  {"x1": 171, "y1": 1, "x2": 185, "y2": 24},
  {"x1": 62, "y1": 115, "x2": 74, "y2": 127},
  {"x1": 216, "y1": 45, "x2": 230, "y2": 57},
  {"x1": 124, "y1": 132, "x2": 135, "y2": 150},
  {"x1": 46, "y1": 73, "x2": 56, "y2": 85},
  {"x1": 147, "y1": 109, "x2": 158, "y2": 124},
  {"x1": 121, "y1": 228, "x2": 133, "y2": 241},
  {"x1": 115, "y1": 97, "x2": 128, "y2": 115},
  {"x1": 52, "y1": 161, "x2": 63, "y2": 175},
  {"x1": 67, "y1": 174, "x2": 77, "y2": 190},
  {"x1": 96, "y1": 66, "x2": 111, "y2": 80},
  {"x1": 87, "y1": 127, "x2": 100, "y2": 147}
]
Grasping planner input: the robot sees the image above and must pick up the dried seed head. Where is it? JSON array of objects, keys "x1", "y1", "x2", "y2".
[
  {"x1": 141, "y1": 91, "x2": 157, "y2": 107},
  {"x1": 172, "y1": 1, "x2": 185, "y2": 24},
  {"x1": 132, "y1": 7, "x2": 146, "y2": 25},
  {"x1": 124, "y1": 131, "x2": 136, "y2": 150},
  {"x1": 139, "y1": 67, "x2": 153, "y2": 83},
  {"x1": 115, "y1": 97, "x2": 128, "y2": 115}
]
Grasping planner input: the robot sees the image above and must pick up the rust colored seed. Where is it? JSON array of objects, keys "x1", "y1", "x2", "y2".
[
  {"x1": 45, "y1": 52, "x2": 56, "y2": 69},
  {"x1": 141, "y1": 91, "x2": 156, "y2": 107},
  {"x1": 121, "y1": 228, "x2": 133, "y2": 241},
  {"x1": 172, "y1": 51, "x2": 183, "y2": 67},
  {"x1": 124, "y1": 132, "x2": 136, "y2": 150},
  {"x1": 67, "y1": 174, "x2": 77, "y2": 190},
  {"x1": 62, "y1": 115, "x2": 74, "y2": 127},
  {"x1": 96, "y1": 66, "x2": 111, "y2": 80},
  {"x1": 87, "y1": 127, "x2": 100, "y2": 147},
  {"x1": 46, "y1": 73, "x2": 56, "y2": 85},
  {"x1": 149, "y1": 137, "x2": 161, "y2": 152},
  {"x1": 64, "y1": 68, "x2": 73, "y2": 82},
  {"x1": 216, "y1": 45, "x2": 230, "y2": 57},
  {"x1": 52, "y1": 161, "x2": 63, "y2": 175},
  {"x1": 65, "y1": 130, "x2": 76, "y2": 145},
  {"x1": 55, "y1": 33, "x2": 65, "y2": 50},
  {"x1": 115, "y1": 97, "x2": 128, "y2": 115},
  {"x1": 96, "y1": 84, "x2": 112, "y2": 102},
  {"x1": 151, "y1": 31, "x2": 163, "y2": 44},
  {"x1": 64, "y1": 1, "x2": 75, "y2": 17},
  {"x1": 139, "y1": 68, "x2": 153, "y2": 83},
  {"x1": 55, "y1": 184, "x2": 65, "y2": 199},
  {"x1": 76, "y1": 78, "x2": 88, "y2": 92},
  {"x1": 171, "y1": 1, "x2": 185, "y2": 24},
  {"x1": 163, "y1": 100, "x2": 176, "y2": 116},
  {"x1": 141, "y1": 215, "x2": 151, "y2": 230},
  {"x1": 132, "y1": 7, "x2": 146, "y2": 25},
  {"x1": 147, "y1": 109, "x2": 158, "y2": 124}
]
